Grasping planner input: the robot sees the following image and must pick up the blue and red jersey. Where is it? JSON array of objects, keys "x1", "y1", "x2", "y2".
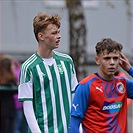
[{"x1": 71, "y1": 68, "x2": 133, "y2": 133}]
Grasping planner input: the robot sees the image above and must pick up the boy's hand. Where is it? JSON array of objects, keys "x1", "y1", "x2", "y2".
[{"x1": 119, "y1": 52, "x2": 131, "y2": 71}]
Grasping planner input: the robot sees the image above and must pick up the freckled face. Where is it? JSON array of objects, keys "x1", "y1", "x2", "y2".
[{"x1": 95, "y1": 50, "x2": 120, "y2": 80}]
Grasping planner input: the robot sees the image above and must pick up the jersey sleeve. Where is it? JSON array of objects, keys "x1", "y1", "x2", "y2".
[
  {"x1": 69, "y1": 115, "x2": 82, "y2": 133},
  {"x1": 18, "y1": 65, "x2": 33, "y2": 101},
  {"x1": 68, "y1": 58, "x2": 78, "y2": 94},
  {"x1": 71, "y1": 83, "x2": 90, "y2": 119},
  {"x1": 23, "y1": 101, "x2": 41, "y2": 132},
  {"x1": 127, "y1": 67, "x2": 133, "y2": 77},
  {"x1": 126, "y1": 67, "x2": 133, "y2": 99},
  {"x1": 71, "y1": 64, "x2": 78, "y2": 94}
]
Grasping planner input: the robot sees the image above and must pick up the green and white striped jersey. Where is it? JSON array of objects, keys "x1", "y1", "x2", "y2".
[{"x1": 18, "y1": 51, "x2": 78, "y2": 133}]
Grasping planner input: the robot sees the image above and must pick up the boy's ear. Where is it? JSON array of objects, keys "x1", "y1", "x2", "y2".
[
  {"x1": 95, "y1": 56, "x2": 100, "y2": 65},
  {"x1": 38, "y1": 32, "x2": 44, "y2": 41}
]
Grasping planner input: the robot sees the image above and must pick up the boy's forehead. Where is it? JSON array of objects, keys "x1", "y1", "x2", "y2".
[{"x1": 102, "y1": 49, "x2": 120, "y2": 55}]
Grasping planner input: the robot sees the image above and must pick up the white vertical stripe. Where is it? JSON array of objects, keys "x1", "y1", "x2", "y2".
[
  {"x1": 54, "y1": 63, "x2": 67, "y2": 132},
  {"x1": 36, "y1": 65, "x2": 48, "y2": 133},
  {"x1": 61, "y1": 61, "x2": 72, "y2": 110},
  {"x1": 44, "y1": 62, "x2": 58, "y2": 132}
]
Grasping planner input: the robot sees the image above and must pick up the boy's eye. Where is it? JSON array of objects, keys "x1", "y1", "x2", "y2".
[
  {"x1": 104, "y1": 57, "x2": 119, "y2": 60},
  {"x1": 52, "y1": 30, "x2": 60, "y2": 34},
  {"x1": 52, "y1": 31, "x2": 57, "y2": 34},
  {"x1": 113, "y1": 57, "x2": 119, "y2": 60},
  {"x1": 104, "y1": 57, "x2": 110, "y2": 60}
]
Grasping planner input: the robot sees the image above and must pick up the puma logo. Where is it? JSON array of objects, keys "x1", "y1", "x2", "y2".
[
  {"x1": 96, "y1": 86, "x2": 103, "y2": 92},
  {"x1": 72, "y1": 104, "x2": 79, "y2": 111}
]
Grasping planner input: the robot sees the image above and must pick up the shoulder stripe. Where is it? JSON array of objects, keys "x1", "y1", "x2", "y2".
[
  {"x1": 21, "y1": 54, "x2": 37, "y2": 83},
  {"x1": 54, "y1": 51, "x2": 72, "y2": 60},
  {"x1": 21, "y1": 54, "x2": 36, "y2": 71}
]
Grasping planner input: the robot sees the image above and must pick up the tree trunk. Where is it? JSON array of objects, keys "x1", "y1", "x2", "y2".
[{"x1": 66, "y1": 0, "x2": 88, "y2": 81}]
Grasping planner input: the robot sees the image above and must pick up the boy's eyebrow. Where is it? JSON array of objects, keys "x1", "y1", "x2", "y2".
[
  {"x1": 103, "y1": 55, "x2": 120, "y2": 57},
  {"x1": 103, "y1": 56, "x2": 119, "y2": 58}
]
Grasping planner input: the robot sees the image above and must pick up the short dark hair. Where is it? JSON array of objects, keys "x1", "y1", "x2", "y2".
[{"x1": 95, "y1": 38, "x2": 123, "y2": 55}]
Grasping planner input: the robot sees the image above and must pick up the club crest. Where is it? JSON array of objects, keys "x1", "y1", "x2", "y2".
[
  {"x1": 57, "y1": 64, "x2": 64, "y2": 74},
  {"x1": 116, "y1": 82, "x2": 125, "y2": 94}
]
